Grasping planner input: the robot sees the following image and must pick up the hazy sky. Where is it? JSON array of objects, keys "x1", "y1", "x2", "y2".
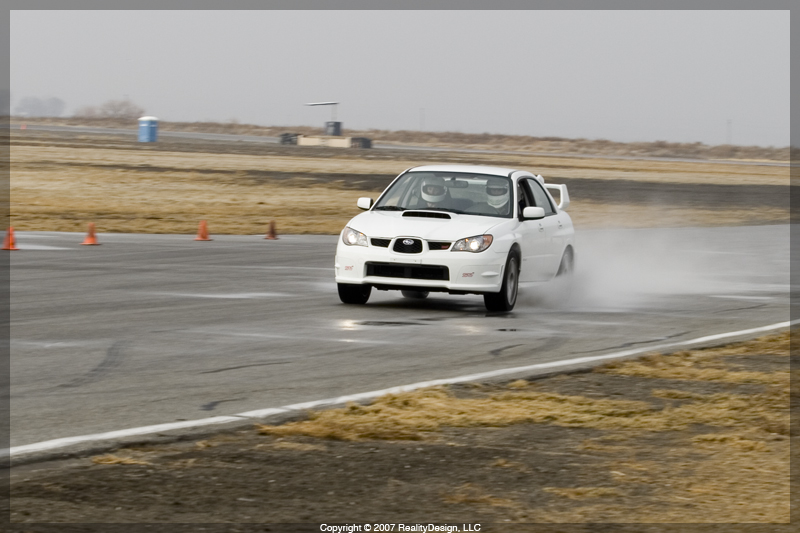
[{"x1": 10, "y1": 10, "x2": 790, "y2": 147}]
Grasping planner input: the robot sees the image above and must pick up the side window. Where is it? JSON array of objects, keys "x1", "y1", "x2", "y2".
[{"x1": 525, "y1": 179, "x2": 556, "y2": 216}]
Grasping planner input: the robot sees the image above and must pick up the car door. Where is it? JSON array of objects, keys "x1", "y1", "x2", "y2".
[
  {"x1": 516, "y1": 180, "x2": 550, "y2": 282},
  {"x1": 521, "y1": 178, "x2": 561, "y2": 279}
]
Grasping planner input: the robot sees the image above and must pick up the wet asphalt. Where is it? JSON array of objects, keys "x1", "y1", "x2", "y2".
[{"x1": 9, "y1": 226, "x2": 790, "y2": 453}]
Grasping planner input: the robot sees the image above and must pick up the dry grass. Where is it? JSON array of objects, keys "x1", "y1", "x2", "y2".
[
  {"x1": 256, "y1": 380, "x2": 786, "y2": 439},
  {"x1": 490, "y1": 458, "x2": 529, "y2": 471},
  {"x1": 16, "y1": 116, "x2": 791, "y2": 162},
  {"x1": 569, "y1": 200, "x2": 788, "y2": 229},
  {"x1": 543, "y1": 487, "x2": 625, "y2": 500},
  {"x1": 257, "y1": 331, "x2": 790, "y2": 522},
  {"x1": 165, "y1": 458, "x2": 199, "y2": 469},
  {"x1": 11, "y1": 164, "x2": 366, "y2": 234},
  {"x1": 598, "y1": 331, "x2": 790, "y2": 387},
  {"x1": 256, "y1": 388, "x2": 651, "y2": 440},
  {"x1": 441, "y1": 483, "x2": 520, "y2": 509},
  {"x1": 602, "y1": 362, "x2": 787, "y2": 386},
  {"x1": 91, "y1": 454, "x2": 150, "y2": 466},
  {"x1": 9, "y1": 136, "x2": 789, "y2": 233},
  {"x1": 13, "y1": 142, "x2": 788, "y2": 186},
  {"x1": 263, "y1": 440, "x2": 327, "y2": 452}
]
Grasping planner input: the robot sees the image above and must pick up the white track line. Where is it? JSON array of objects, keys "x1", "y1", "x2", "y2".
[{"x1": 6, "y1": 320, "x2": 795, "y2": 458}]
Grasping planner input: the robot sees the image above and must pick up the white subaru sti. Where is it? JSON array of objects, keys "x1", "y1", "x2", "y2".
[{"x1": 335, "y1": 164, "x2": 575, "y2": 311}]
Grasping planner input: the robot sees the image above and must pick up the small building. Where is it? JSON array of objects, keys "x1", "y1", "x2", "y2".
[{"x1": 138, "y1": 116, "x2": 159, "y2": 142}]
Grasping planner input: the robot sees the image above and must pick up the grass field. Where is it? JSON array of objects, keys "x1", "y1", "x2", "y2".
[{"x1": 8, "y1": 132, "x2": 790, "y2": 235}]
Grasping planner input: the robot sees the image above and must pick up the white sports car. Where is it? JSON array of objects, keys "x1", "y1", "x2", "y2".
[{"x1": 335, "y1": 164, "x2": 575, "y2": 311}]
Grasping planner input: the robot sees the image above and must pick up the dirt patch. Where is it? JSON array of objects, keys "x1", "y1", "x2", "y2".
[
  {"x1": 7, "y1": 130, "x2": 789, "y2": 234},
  {"x1": 8, "y1": 332, "x2": 791, "y2": 526}
]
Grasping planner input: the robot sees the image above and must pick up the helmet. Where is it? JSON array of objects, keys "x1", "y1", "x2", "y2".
[
  {"x1": 421, "y1": 176, "x2": 447, "y2": 203},
  {"x1": 486, "y1": 177, "x2": 510, "y2": 209}
]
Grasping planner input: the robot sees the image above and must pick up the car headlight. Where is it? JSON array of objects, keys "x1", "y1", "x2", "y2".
[
  {"x1": 451, "y1": 234, "x2": 493, "y2": 252},
  {"x1": 342, "y1": 226, "x2": 368, "y2": 247}
]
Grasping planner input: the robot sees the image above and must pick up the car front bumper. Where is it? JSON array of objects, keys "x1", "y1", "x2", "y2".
[{"x1": 335, "y1": 242, "x2": 506, "y2": 294}]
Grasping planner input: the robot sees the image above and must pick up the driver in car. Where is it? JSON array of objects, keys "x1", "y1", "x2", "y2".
[
  {"x1": 485, "y1": 177, "x2": 511, "y2": 215},
  {"x1": 417, "y1": 175, "x2": 453, "y2": 210}
]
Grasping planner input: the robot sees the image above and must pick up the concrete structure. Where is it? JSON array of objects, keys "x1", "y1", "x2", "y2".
[{"x1": 297, "y1": 135, "x2": 353, "y2": 148}]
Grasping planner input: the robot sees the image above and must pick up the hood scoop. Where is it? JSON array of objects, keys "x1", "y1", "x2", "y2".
[{"x1": 402, "y1": 211, "x2": 452, "y2": 220}]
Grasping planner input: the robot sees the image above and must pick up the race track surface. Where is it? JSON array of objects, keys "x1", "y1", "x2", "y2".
[{"x1": 9, "y1": 226, "x2": 789, "y2": 452}]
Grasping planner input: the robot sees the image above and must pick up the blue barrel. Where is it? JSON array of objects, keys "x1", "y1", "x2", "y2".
[{"x1": 138, "y1": 116, "x2": 159, "y2": 142}]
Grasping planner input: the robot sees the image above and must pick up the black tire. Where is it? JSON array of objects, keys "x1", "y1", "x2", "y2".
[
  {"x1": 338, "y1": 283, "x2": 371, "y2": 304},
  {"x1": 401, "y1": 290, "x2": 429, "y2": 299},
  {"x1": 484, "y1": 252, "x2": 519, "y2": 312}
]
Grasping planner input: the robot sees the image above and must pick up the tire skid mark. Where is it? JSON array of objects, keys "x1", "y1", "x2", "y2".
[
  {"x1": 488, "y1": 336, "x2": 568, "y2": 359},
  {"x1": 200, "y1": 399, "x2": 244, "y2": 412},
  {"x1": 490, "y1": 344, "x2": 525, "y2": 356},
  {"x1": 57, "y1": 340, "x2": 129, "y2": 388},
  {"x1": 570, "y1": 331, "x2": 691, "y2": 355},
  {"x1": 200, "y1": 361, "x2": 291, "y2": 374},
  {"x1": 713, "y1": 303, "x2": 768, "y2": 314}
]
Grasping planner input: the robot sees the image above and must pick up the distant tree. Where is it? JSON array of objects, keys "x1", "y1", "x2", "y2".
[
  {"x1": 99, "y1": 99, "x2": 145, "y2": 119},
  {"x1": 14, "y1": 96, "x2": 65, "y2": 117},
  {"x1": 73, "y1": 105, "x2": 99, "y2": 118},
  {"x1": 73, "y1": 99, "x2": 145, "y2": 119}
]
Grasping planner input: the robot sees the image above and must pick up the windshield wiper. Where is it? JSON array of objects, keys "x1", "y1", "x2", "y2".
[{"x1": 373, "y1": 206, "x2": 406, "y2": 211}]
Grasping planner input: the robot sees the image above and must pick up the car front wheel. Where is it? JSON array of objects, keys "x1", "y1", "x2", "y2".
[
  {"x1": 338, "y1": 283, "x2": 372, "y2": 304},
  {"x1": 484, "y1": 252, "x2": 519, "y2": 312}
]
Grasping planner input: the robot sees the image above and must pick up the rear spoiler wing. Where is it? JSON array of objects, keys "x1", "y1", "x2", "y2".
[{"x1": 543, "y1": 180, "x2": 570, "y2": 211}]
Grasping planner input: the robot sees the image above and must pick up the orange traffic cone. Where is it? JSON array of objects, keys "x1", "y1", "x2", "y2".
[
  {"x1": 265, "y1": 220, "x2": 279, "y2": 240},
  {"x1": 81, "y1": 222, "x2": 101, "y2": 245},
  {"x1": 195, "y1": 220, "x2": 212, "y2": 241},
  {"x1": 2, "y1": 227, "x2": 19, "y2": 250}
]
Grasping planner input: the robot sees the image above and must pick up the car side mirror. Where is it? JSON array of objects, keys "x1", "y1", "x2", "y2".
[
  {"x1": 522, "y1": 206, "x2": 545, "y2": 220},
  {"x1": 357, "y1": 197, "x2": 374, "y2": 210}
]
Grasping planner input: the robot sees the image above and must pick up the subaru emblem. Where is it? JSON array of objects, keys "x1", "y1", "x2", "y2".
[{"x1": 403, "y1": 239, "x2": 414, "y2": 246}]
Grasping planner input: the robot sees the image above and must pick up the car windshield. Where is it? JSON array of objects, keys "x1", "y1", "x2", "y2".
[{"x1": 373, "y1": 172, "x2": 513, "y2": 218}]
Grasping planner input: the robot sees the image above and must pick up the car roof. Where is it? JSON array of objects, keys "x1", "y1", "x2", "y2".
[{"x1": 408, "y1": 164, "x2": 529, "y2": 178}]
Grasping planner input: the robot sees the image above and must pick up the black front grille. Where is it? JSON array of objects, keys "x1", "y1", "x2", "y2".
[
  {"x1": 393, "y1": 239, "x2": 423, "y2": 254},
  {"x1": 371, "y1": 238, "x2": 391, "y2": 247},
  {"x1": 428, "y1": 241, "x2": 452, "y2": 251},
  {"x1": 366, "y1": 262, "x2": 449, "y2": 281}
]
